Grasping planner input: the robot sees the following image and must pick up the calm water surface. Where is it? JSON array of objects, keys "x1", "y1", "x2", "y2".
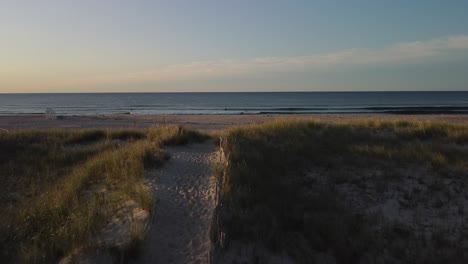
[{"x1": 0, "y1": 92, "x2": 467, "y2": 115}]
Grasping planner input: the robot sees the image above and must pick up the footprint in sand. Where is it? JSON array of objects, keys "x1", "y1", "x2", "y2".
[{"x1": 134, "y1": 142, "x2": 217, "y2": 264}]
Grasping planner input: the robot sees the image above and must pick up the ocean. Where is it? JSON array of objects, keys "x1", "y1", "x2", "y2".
[{"x1": 0, "y1": 91, "x2": 467, "y2": 115}]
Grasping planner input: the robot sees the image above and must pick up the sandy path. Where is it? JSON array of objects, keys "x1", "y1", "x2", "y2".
[{"x1": 136, "y1": 142, "x2": 218, "y2": 264}]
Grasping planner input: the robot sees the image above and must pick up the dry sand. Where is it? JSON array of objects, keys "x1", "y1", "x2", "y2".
[
  {"x1": 5, "y1": 114, "x2": 468, "y2": 263},
  {"x1": 60, "y1": 142, "x2": 217, "y2": 264},
  {"x1": 135, "y1": 142, "x2": 218, "y2": 264},
  {"x1": 1, "y1": 114, "x2": 468, "y2": 131}
]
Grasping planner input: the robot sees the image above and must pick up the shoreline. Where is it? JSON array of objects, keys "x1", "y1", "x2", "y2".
[
  {"x1": 3, "y1": 105, "x2": 468, "y2": 116},
  {"x1": 1, "y1": 113, "x2": 468, "y2": 131}
]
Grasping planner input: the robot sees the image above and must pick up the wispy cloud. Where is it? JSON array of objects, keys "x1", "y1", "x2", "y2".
[{"x1": 55, "y1": 35, "x2": 468, "y2": 88}]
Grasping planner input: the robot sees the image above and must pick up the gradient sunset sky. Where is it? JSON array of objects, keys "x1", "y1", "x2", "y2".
[{"x1": 1, "y1": 0, "x2": 468, "y2": 93}]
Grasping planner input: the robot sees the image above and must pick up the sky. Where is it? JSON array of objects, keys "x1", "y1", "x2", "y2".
[{"x1": 1, "y1": 0, "x2": 468, "y2": 93}]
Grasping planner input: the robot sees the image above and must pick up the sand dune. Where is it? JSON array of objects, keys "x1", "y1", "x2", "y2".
[{"x1": 1, "y1": 114, "x2": 468, "y2": 132}]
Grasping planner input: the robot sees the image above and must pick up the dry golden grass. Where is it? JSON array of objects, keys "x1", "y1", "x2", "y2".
[
  {"x1": 215, "y1": 120, "x2": 468, "y2": 263},
  {"x1": 0, "y1": 126, "x2": 208, "y2": 263}
]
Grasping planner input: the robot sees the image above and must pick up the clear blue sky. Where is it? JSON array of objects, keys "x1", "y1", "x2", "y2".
[{"x1": 1, "y1": 0, "x2": 468, "y2": 92}]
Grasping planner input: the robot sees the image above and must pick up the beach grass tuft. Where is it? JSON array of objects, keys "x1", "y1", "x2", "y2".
[
  {"x1": 215, "y1": 119, "x2": 468, "y2": 262},
  {"x1": 0, "y1": 126, "x2": 209, "y2": 263}
]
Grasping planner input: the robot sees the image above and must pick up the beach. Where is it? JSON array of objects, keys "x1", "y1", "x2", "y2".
[
  {"x1": 2, "y1": 115, "x2": 468, "y2": 262},
  {"x1": 3, "y1": 1, "x2": 468, "y2": 262},
  {"x1": 1, "y1": 114, "x2": 468, "y2": 131}
]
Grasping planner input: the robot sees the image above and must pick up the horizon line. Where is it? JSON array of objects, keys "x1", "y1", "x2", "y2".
[{"x1": 1, "y1": 90, "x2": 468, "y2": 95}]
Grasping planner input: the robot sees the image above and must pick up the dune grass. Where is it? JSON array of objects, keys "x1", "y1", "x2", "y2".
[
  {"x1": 0, "y1": 126, "x2": 208, "y2": 263},
  {"x1": 215, "y1": 120, "x2": 468, "y2": 263}
]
